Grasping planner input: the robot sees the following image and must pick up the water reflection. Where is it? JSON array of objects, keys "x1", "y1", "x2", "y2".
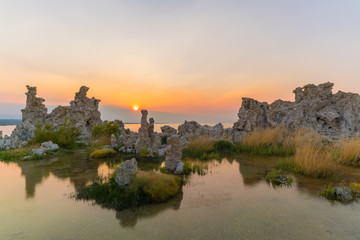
[{"x1": 116, "y1": 191, "x2": 183, "y2": 227}]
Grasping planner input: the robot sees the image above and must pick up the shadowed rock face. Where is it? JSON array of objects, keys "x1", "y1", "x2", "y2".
[{"x1": 233, "y1": 82, "x2": 360, "y2": 140}]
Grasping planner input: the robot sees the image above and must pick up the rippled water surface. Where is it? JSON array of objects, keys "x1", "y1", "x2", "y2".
[{"x1": 1, "y1": 152, "x2": 360, "y2": 240}]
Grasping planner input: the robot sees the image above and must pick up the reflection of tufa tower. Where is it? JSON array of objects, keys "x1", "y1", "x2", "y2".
[{"x1": 0, "y1": 131, "x2": 3, "y2": 139}]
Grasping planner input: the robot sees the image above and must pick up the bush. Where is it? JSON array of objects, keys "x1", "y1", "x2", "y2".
[
  {"x1": 265, "y1": 169, "x2": 293, "y2": 187},
  {"x1": 90, "y1": 148, "x2": 116, "y2": 158},
  {"x1": 319, "y1": 185, "x2": 337, "y2": 200},
  {"x1": 92, "y1": 122, "x2": 120, "y2": 139},
  {"x1": 32, "y1": 122, "x2": 81, "y2": 149},
  {"x1": 161, "y1": 135, "x2": 168, "y2": 145},
  {"x1": 76, "y1": 171, "x2": 181, "y2": 210},
  {"x1": 213, "y1": 140, "x2": 235, "y2": 153}
]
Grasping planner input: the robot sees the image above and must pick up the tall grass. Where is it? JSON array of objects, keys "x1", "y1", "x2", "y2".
[
  {"x1": 277, "y1": 129, "x2": 338, "y2": 178},
  {"x1": 182, "y1": 136, "x2": 234, "y2": 159},
  {"x1": 333, "y1": 137, "x2": 360, "y2": 166},
  {"x1": 0, "y1": 143, "x2": 40, "y2": 161},
  {"x1": 236, "y1": 127, "x2": 295, "y2": 156}
]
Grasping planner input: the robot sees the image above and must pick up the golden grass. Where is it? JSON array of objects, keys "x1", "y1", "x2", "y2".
[
  {"x1": 333, "y1": 137, "x2": 360, "y2": 166},
  {"x1": 89, "y1": 148, "x2": 116, "y2": 159},
  {"x1": 241, "y1": 127, "x2": 289, "y2": 147},
  {"x1": 91, "y1": 135, "x2": 111, "y2": 148},
  {"x1": 294, "y1": 142, "x2": 337, "y2": 178},
  {"x1": 186, "y1": 136, "x2": 216, "y2": 152},
  {"x1": 130, "y1": 171, "x2": 181, "y2": 202}
]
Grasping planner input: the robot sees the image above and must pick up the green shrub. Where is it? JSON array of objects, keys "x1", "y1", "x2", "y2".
[
  {"x1": 76, "y1": 171, "x2": 181, "y2": 210},
  {"x1": 90, "y1": 148, "x2": 116, "y2": 158},
  {"x1": 139, "y1": 147, "x2": 149, "y2": 158},
  {"x1": 265, "y1": 169, "x2": 293, "y2": 187},
  {"x1": 319, "y1": 185, "x2": 336, "y2": 200},
  {"x1": 92, "y1": 122, "x2": 120, "y2": 139},
  {"x1": 32, "y1": 122, "x2": 81, "y2": 149},
  {"x1": 213, "y1": 140, "x2": 235, "y2": 153}
]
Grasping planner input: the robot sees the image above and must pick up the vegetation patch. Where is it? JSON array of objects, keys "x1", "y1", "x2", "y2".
[
  {"x1": 265, "y1": 169, "x2": 293, "y2": 187},
  {"x1": 31, "y1": 122, "x2": 81, "y2": 149},
  {"x1": 91, "y1": 121, "x2": 120, "y2": 146},
  {"x1": 182, "y1": 136, "x2": 234, "y2": 160},
  {"x1": 160, "y1": 159, "x2": 209, "y2": 176},
  {"x1": 89, "y1": 148, "x2": 116, "y2": 159},
  {"x1": 76, "y1": 171, "x2": 181, "y2": 210},
  {"x1": 332, "y1": 137, "x2": 360, "y2": 166},
  {"x1": 0, "y1": 144, "x2": 39, "y2": 162},
  {"x1": 319, "y1": 182, "x2": 360, "y2": 202},
  {"x1": 235, "y1": 127, "x2": 295, "y2": 156}
]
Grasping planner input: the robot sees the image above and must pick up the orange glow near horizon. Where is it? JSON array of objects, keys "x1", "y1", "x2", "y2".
[{"x1": 132, "y1": 105, "x2": 139, "y2": 111}]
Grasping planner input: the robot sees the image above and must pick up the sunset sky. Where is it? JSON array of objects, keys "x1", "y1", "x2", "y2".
[{"x1": 1, "y1": 0, "x2": 360, "y2": 122}]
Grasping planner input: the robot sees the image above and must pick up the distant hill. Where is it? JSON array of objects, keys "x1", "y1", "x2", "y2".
[{"x1": 0, "y1": 119, "x2": 21, "y2": 126}]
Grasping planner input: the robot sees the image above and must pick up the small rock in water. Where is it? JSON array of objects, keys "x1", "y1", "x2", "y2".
[
  {"x1": 334, "y1": 187, "x2": 353, "y2": 202},
  {"x1": 115, "y1": 158, "x2": 138, "y2": 187},
  {"x1": 31, "y1": 141, "x2": 59, "y2": 156}
]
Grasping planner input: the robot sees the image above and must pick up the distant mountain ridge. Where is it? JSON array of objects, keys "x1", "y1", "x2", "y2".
[{"x1": 0, "y1": 119, "x2": 21, "y2": 126}]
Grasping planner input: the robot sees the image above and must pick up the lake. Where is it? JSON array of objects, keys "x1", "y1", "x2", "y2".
[
  {"x1": 1, "y1": 152, "x2": 360, "y2": 240},
  {"x1": 0, "y1": 123, "x2": 234, "y2": 137}
]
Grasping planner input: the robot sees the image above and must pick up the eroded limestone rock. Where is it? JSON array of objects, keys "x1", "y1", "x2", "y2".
[
  {"x1": 30, "y1": 141, "x2": 59, "y2": 156},
  {"x1": 233, "y1": 82, "x2": 360, "y2": 140},
  {"x1": 115, "y1": 158, "x2": 137, "y2": 187},
  {"x1": 161, "y1": 125, "x2": 177, "y2": 136},
  {"x1": 165, "y1": 136, "x2": 183, "y2": 174}
]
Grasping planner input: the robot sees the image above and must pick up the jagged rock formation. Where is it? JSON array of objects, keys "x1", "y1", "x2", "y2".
[
  {"x1": 165, "y1": 136, "x2": 183, "y2": 174},
  {"x1": 135, "y1": 110, "x2": 161, "y2": 155},
  {"x1": 161, "y1": 125, "x2": 177, "y2": 136},
  {"x1": 233, "y1": 82, "x2": 360, "y2": 140},
  {"x1": 177, "y1": 121, "x2": 232, "y2": 144},
  {"x1": 46, "y1": 86, "x2": 102, "y2": 134},
  {"x1": 0, "y1": 85, "x2": 102, "y2": 150},
  {"x1": 115, "y1": 158, "x2": 138, "y2": 187},
  {"x1": 21, "y1": 85, "x2": 47, "y2": 125}
]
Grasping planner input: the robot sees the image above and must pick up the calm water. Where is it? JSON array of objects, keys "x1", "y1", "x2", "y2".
[
  {"x1": 1, "y1": 153, "x2": 360, "y2": 240},
  {"x1": 0, "y1": 123, "x2": 234, "y2": 137}
]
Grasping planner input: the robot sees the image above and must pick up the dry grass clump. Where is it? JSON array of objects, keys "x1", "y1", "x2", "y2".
[
  {"x1": 91, "y1": 135, "x2": 111, "y2": 148},
  {"x1": 294, "y1": 142, "x2": 337, "y2": 178},
  {"x1": 130, "y1": 172, "x2": 181, "y2": 202},
  {"x1": 186, "y1": 136, "x2": 216, "y2": 152},
  {"x1": 333, "y1": 137, "x2": 360, "y2": 166},
  {"x1": 89, "y1": 148, "x2": 116, "y2": 159},
  {"x1": 277, "y1": 129, "x2": 338, "y2": 178},
  {"x1": 237, "y1": 127, "x2": 295, "y2": 156}
]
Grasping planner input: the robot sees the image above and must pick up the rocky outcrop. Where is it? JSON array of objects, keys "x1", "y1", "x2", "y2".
[
  {"x1": 115, "y1": 158, "x2": 138, "y2": 187},
  {"x1": 177, "y1": 121, "x2": 231, "y2": 144},
  {"x1": 21, "y1": 85, "x2": 47, "y2": 125},
  {"x1": 334, "y1": 187, "x2": 353, "y2": 202},
  {"x1": 134, "y1": 110, "x2": 161, "y2": 155},
  {"x1": 30, "y1": 141, "x2": 59, "y2": 156},
  {"x1": 46, "y1": 86, "x2": 102, "y2": 134},
  {"x1": 0, "y1": 85, "x2": 102, "y2": 150},
  {"x1": 161, "y1": 125, "x2": 177, "y2": 136},
  {"x1": 165, "y1": 136, "x2": 183, "y2": 174},
  {"x1": 233, "y1": 82, "x2": 360, "y2": 140}
]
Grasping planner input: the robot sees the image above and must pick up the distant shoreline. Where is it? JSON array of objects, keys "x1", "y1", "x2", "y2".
[{"x1": 0, "y1": 119, "x2": 21, "y2": 126}]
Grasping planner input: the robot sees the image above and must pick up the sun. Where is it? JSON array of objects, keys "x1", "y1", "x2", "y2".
[{"x1": 132, "y1": 105, "x2": 139, "y2": 111}]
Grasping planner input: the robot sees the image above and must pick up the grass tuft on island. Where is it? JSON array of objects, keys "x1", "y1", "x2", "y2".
[
  {"x1": 76, "y1": 171, "x2": 182, "y2": 210},
  {"x1": 0, "y1": 144, "x2": 39, "y2": 162},
  {"x1": 89, "y1": 148, "x2": 116, "y2": 159},
  {"x1": 182, "y1": 136, "x2": 235, "y2": 160}
]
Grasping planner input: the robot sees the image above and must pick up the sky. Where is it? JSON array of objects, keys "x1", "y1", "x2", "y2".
[{"x1": 0, "y1": 0, "x2": 360, "y2": 122}]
